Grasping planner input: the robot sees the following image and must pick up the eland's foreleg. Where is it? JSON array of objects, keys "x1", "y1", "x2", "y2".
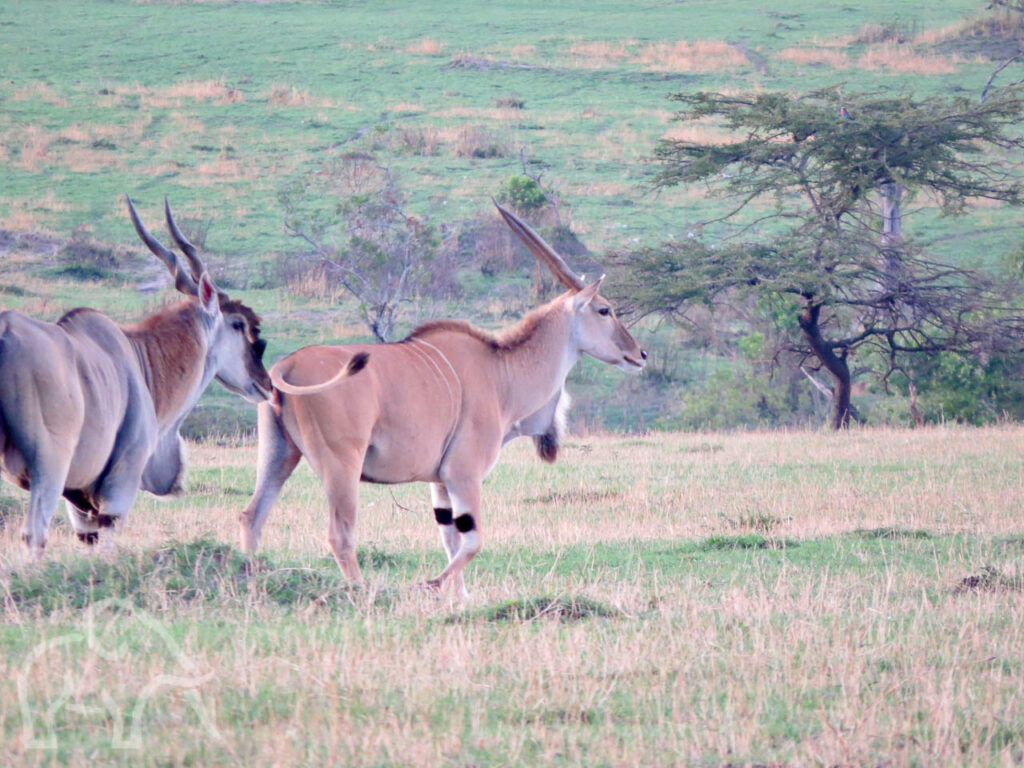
[
  {"x1": 240, "y1": 401, "x2": 302, "y2": 554},
  {"x1": 425, "y1": 477, "x2": 482, "y2": 596},
  {"x1": 430, "y1": 482, "x2": 466, "y2": 597}
]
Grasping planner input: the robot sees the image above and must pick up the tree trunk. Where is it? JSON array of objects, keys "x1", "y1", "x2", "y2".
[
  {"x1": 908, "y1": 380, "x2": 923, "y2": 428},
  {"x1": 880, "y1": 182, "x2": 904, "y2": 284},
  {"x1": 798, "y1": 301, "x2": 853, "y2": 429}
]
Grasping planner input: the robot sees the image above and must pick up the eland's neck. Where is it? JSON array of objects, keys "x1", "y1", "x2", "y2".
[
  {"x1": 494, "y1": 295, "x2": 578, "y2": 426},
  {"x1": 123, "y1": 301, "x2": 210, "y2": 430}
]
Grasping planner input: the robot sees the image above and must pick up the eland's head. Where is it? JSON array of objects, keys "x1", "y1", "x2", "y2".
[
  {"x1": 494, "y1": 202, "x2": 646, "y2": 373},
  {"x1": 126, "y1": 196, "x2": 272, "y2": 403}
]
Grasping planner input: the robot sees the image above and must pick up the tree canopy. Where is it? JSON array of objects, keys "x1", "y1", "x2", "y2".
[{"x1": 618, "y1": 87, "x2": 1024, "y2": 428}]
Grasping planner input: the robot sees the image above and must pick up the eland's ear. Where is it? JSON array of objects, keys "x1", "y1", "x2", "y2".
[
  {"x1": 572, "y1": 275, "x2": 605, "y2": 311},
  {"x1": 198, "y1": 271, "x2": 220, "y2": 318}
]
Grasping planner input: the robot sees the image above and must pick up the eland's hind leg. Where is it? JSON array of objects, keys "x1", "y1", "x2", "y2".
[
  {"x1": 320, "y1": 459, "x2": 364, "y2": 583},
  {"x1": 22, "y1": 462, "x2": 70, "y2": 558},
  {"x1": 240, "y1": 401, "x2": 302, "y2": 554}
]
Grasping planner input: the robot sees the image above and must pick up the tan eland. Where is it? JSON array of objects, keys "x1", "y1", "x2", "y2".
[
  {"x1": 0, "y1": 197, "x2": 277, "y2": 557},
  {"x1": 240, "y1": 203, "x2": 646, "y2": 595}
]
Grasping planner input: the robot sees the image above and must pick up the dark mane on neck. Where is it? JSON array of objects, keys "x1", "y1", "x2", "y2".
[
  {"x1": 122, "y1": 300, "x2": 203, "y2": 416},
  {"x1": 406, "y1": 303, "x2": 550, "y2": 353}
]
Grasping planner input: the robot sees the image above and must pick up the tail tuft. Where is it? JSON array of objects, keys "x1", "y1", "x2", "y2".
[{"x1": 534, "y1": 431, "x2": 559, "y2": 464}]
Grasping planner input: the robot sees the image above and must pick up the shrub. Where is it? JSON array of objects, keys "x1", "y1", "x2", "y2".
[
  {"x1": 497, "y1": 175, "x2": 547, "y2": 212},
  {"x1": 56, "y1": 230, "x2": 119, "y2": 281}
]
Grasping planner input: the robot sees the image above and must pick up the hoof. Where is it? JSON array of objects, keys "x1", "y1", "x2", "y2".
[{"x1": 415, "y1": 578, "x2": 443, "y2": 593}]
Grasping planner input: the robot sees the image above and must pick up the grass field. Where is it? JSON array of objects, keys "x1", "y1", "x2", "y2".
[
  {"x1": 3, "y1": 0, "x2": 1023, "y2": 432},
  {"x1": 1, "y1": 0, "x2": 1017, "y2": 255},
  {"x1": 2, "y1": 426, "x2": 1023, "y2": 766}
]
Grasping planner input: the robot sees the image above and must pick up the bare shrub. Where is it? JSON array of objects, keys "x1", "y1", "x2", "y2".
[
  {"x1": 280, "y1": 153, "x2": 440, "y2": 342},
  {"x1": 55, "y1": 229, "x2": 126, "y2": 282},
  {"x1": 855, "y1": 21, "x2": 908, "y2": 44},
  {"x1": 274, "y1": 257, "x2": 338, "y2": 301},
  {"x1": 451, "y1": 125, "x2": 508, "y2": 158},
  {"x1": 492, "y1": 96, "x2": 525, "y2": 110},
  {"x1": 269, "y1": 85, "x2": 310, "y2": 106},
  {"x1": 380, "y1": 125, "x2": 441, "y2": 156}
]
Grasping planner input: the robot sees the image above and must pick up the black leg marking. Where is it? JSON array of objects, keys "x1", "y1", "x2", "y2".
[
  {"x1": 77, "y1": 531, "x2": 99, "y2": 546},
  {"x1": 434, "y1": 507, "x2": 453, "y2": 525},
  {"x1": 454, "y1": 513, "x2": 475, "y2": 533},
  {"x1": 97, "y1": 514, "x2": 116, "y2": 529}
]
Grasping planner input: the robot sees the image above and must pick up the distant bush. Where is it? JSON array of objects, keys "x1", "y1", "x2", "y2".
[
  {"x1": 452, "y1": 125, "x2": 507, "y2": 158},
  {"x1": 181, "y1": 406, "x2": 256, "y2": 442},
  {"x1": 56, "y1": 231, "x2": 120, "y2": 282},
  {"x1": 493, "y1": 96, "x2": 525, "y2": 109},
  {"x1": 498, "y1": 175, "x2": 547, "y2": 212},
  {"x1": 855, "y1": 18, "x2": 917, "y2": 44}
]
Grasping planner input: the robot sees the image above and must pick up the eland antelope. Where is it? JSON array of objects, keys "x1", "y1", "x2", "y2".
[
  {"x1": 240, "y1": 203, "x2": 646, "y2": 595},
  {"x1": 0, "y1": 197, "x2": 275, "y2": 557}
]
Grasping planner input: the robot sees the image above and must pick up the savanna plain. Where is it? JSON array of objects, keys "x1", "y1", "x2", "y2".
[
  {"x1": 2, "y1": 428, "x2": 1024, "y2": 766},
  {"x1": 3, "y1": 0, "x2": 1024, "y2": 766}
]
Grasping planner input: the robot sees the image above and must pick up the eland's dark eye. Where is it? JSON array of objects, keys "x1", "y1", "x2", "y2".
[
  {"x1": 597, "y1": 307, "x2": 612, "y2": 317},
  {"x1": 232, "y1": 320, "x2": 245, "y2": 332}
]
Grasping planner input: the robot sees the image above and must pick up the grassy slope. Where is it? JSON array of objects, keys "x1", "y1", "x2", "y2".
[
  {"x1": 0, "y1": 0, "x2": 1009, "y2": 253},
  {"x1": 3, "y1": 0, "x2": 1021, "y2": 432},
  {"x1": 2, "y1": 426, "x2": 1024, "y2": 765}
]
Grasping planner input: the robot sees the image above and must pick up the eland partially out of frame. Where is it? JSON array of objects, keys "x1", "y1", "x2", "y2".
[
  {"x1": 0, "y1": 197, "x2": 276, "y2": 557},
  {"x1": 240, "y1": 203, "x2": 646, "y2": 595}
]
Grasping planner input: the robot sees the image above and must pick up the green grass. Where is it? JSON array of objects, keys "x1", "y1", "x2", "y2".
[{"x1": 0, "y1": 0, "x2": 1011, "y2": 251}]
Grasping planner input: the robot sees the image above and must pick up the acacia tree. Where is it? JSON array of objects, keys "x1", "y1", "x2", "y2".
[
  {"x1": 280, "y1": 153, "x2": 437, "y2": 342},
  {"x1": 618, "y1": 87, "x2": 1024, "y2": 428}
]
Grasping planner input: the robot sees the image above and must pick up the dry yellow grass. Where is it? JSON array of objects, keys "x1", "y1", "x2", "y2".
[
  {"x1": 5, "y1": 425, "x2": 1021, "y2": 570},
  {"x1": 661, "y1": 119, "x2": 739, "y2": 145},
  {"x1": 779, "y1": 46, "x2": 851, "y2": 68},
  {"x1": 636, "y1": 40, "x2": 746, "y2": 72},
  {"x1": 405, "y1": 38, "x2": 446, "y2": 55},
  {"x1": 92, "y1": 81, "x2": 242, "y2": 109},
  {"x1": 564, "y1": 38, "x2": 746, "y2": 73},
  {"x1": 13, "y1": 82, "x2": 68, "y2": 107},
  {"x1": 857, "y1": 45, "x2": 963, "y2": 74},
  {"x1": 2, "y1": 427, "x2": 1023, "y2": 766}
]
